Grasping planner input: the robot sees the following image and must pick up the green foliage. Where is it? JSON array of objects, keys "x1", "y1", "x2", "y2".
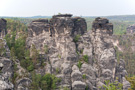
[
  {"x1": 126, "y1": 76, "x2": 135, "y2": 90},
  {"x1": 114, "y1": 35, "x2": 135, "y2": 75},
  {"x1": 83, "y1": 55, "x2": 89, "y2": 63},
  {"x1": 77, "y1": 19, "x2": 81, "y2": 22},
  {"x1": 31, "y1": 44, "x2": 39, "y2": 66},
  {"x1": 56, "y1": 68, "x2": 59, "y2": 74},
  {"x1": 10, "y1": 47, "x2": 16, "y2": 60},
  {"x1": 77, "y1": 60, "x2": 83, "y2": 69},
  {"x1": 76, "y1": 50, "x2": 80, "y2": 55},
  {"x1": 0, "y1": 39, "x2": 6, "y2": 56},
  {"x1": 11, "y1": 64, "x2": 19, "y2": 85},
  {"x1": 63, "y1": 87, "x2": 70, "y2": 90},
  {"x1": 58, "y1": 54, "x2": 61, "y2": 59},
  {"x1": 80, "y1": 49, "x2": 83, "y2": 54},
  {"x1": 85, "y1": 85, "x2": 89, "y2": 90},
  {"x1": 82, "y1": 74, "x2": 86, "y2": 79},
  {"x1": 100, "y1": 80, "x2": 123, "y2": 90},
  {"x1": 20, "y1": 49, "x2": 34, "y2": 72},
  {"x1": 5, "y1": 31, "x2": 27, "y2": 61},
  {"x1": 58, "y1": 13, "x2": 61, "y2": 15},
  {"x1": 73, "y1": 35, "x2": 80, "y2": 43},
  {"x1": 30, "y1": 73, "x2": 60, "y2": 90},
  {"x1": 44, "y1": 45, "x2": 48, "y2": 54},
  {"x1": 27, "y1": 64, "x2": 34, "y2": 72}
]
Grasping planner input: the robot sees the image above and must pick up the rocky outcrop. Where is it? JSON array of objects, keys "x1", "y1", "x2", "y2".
[
  {"x1": 91, "y1": 17, "x2": 130, "y2": 89},
  {"x1": 0, "y1": 19, "x2": 30, "y2": 90},
  {"x1": 0, "y1": 38, "x2": 14, "y2": 90},
  {"x1": 26, "y1": 15, "x2": 130, "y2": 90},
  {"x1": 127, "y1": 25, "x2": 135, "y2": 34},
  {"x1": 91, "y1": 17, "x2": 115, "y2": 83},
  {"x1": 0, "y1": 19, "x2": 7, "y2": 38}
]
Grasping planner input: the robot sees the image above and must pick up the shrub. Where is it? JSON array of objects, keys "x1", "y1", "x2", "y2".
[
  {"x1": 100, "y1": 80, "x2": 123, "y2": 90},
  {"x1": 73, "y1": 35, "x2": 80, "y2": 43},
  {"x1": 85, "y1": 85, "x2": 89, "y2": 90},
  {"x1": 27, "y1": 64, "x2": 34, "y2": 72},
  {"x1": 83, "y1": 55, "x2": 89, "y2": 63},
  {"x1": 82, "y1": 74, "x2": 86, "y2": 79},
  {"x1": 76, "y1": 50, "x2": 80, "y2": 55},
  {"x1": 30, "y1": 73, "x2": 60, "y2": 90},
  {"x1": 126, "y1": 76, "x2": 135, "y2": 90},
  {"x1": 63, "y1": 87, "x2": 70, "y2": 90},
  {"x1": 80, "y1": 49, "x2": 83, "y2": 54},
  {"x1": 77, "y1": 61, "x2": 83, "y2": 69},
  {"x1": 44, "y1": 45, "x2": 48, "y2": 54},
  {"x1": 58, "y1": 54, "x2": 61, "y2": 59},
  {"x1": 56, "y1": 68, "x2": 59, "y2": 74}
]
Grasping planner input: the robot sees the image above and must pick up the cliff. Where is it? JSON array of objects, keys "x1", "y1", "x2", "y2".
[
  {"x1": 0, "y1": 15, "x2": 130, "y2": 90},
  {"x1": 127, "y1": 25, "x2": 135, "y2": 34},
  {"x1": 25, "y1": 15, "x2": 130, "y2": 90},
  {"x1": 0, "y1": 19, "x2": 7, "y2": 38}
]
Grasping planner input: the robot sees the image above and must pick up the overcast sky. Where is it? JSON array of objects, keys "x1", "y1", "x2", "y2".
[{"x1": 0, "y1": 0, "x2": 135, "y2": 17}]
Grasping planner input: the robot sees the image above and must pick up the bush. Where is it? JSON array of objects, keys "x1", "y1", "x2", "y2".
[
  {"x1": 56, "y1": 68, "x2": 59, "y2": 74},
  {"x1": 85, "y1": 85, "x2": 89, "y2": 90},
  {"x1": 126, "y1": 76, "x2": 135, "y2": 90},
  {"x1": 73, "y1": 35, "x2": 80, "y2": 43},
  {"x1": 63, "y1": 87, "x2": 70, "y2": 90},
  {"x1": 44, "y1": 45, "x2": 48, "y2": 54},
  {"x1": 77, "y1": 61, "x2": 83, "y2": 69},
  {"x1": 83, "y1": 55, "x2": 89, "y2": 63},
  {"x1": 100, "y1": 80, "x2": 123, "y2": 90},
  {"x1": 27, "y1": 64, "x2": 34, "y2": 72},
  {"x1": 30, "y1": 73, "x2": 60, "y2": 90},
  {"x1": 82, "y1": 74, "x2": 86, "y2": 79}
]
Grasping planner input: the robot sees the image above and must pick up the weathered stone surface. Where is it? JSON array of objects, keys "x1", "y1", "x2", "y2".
[
  {"x1": 72, "y1": 81, "x2": 86, "y2": 90},
  {"x1": 126, "y1": 24, "x2": 135, "y2": 34},
  {"x1": 16, "y1": 78, "x2": 31, "y2": 90},
  {"x1": 26, "y1": 15, "x2": 130, "y2": 90},
  {"x1": 0, "y1": 57, "x2": 13, "y2": 90},
  {"x1": 0, "y1": 39, "x2": 13, "y2": 90},
  {"x1": 123, "y1": 77, "x2": 130, "y2": 90},
  {"x1": 92, "y1": 17, "x2": 113, "y2": 35},
  {"x1": 91, "y1": 17, "x2": 130, "y2": 90}
]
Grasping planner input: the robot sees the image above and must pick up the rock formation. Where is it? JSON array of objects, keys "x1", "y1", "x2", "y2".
[
  {"x1": 0, "y1": 19, "x2": 7, "y2": 38},
  {"x1": 0, "y1": 38, "x2": 14, "y2": 90},
  {"x1": 26, "y1": 15, "x2": 130, "y2": 90},
  {"x1": 127, "y1": 25, "x2": 135, "y2": 34},
  {"x1": 0, "y1": 14, "x2": 130, "y2": 90}
]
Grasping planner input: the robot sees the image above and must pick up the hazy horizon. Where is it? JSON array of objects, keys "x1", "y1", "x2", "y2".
[{"x1": 1, "y1": 0, "x2": 135, "y2": 17}]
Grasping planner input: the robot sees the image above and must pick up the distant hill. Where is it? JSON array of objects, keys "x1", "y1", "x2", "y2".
[
  {"x1": 1, "y1": 15, "x2": 135, "y2": 21},
  {"x1": 84, "y1": 15, "x2": 135, "y2": 21},
  {"x1": 0, "y1": 15, "x2": 52, "y2": 19}
]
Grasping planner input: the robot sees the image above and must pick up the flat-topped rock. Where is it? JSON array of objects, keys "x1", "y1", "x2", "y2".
[
  {"x1": 92, "y1": 17, "x2": 113, "y2": 31},
  {"x1": 28, "y1": 14, "x2": 87, "y2": 37},
  {"x1": 52, "y1": 14, "x2": 73, "y2": 18},
  {"x1": 32, "y1": 19, "x2": 48, "y2": 23}
]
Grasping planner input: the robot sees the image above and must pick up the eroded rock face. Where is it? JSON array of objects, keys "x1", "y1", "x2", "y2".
[
  {"x1": 91, "y1": 17, "x2": 116, "y2": 83},
  {"x1": 127, "y1": 25, "x2": 135, "y2": 34},
  {"x1": 0, "y1": 39, "x2": 14, "y2": 90},
  {"x1": 26, "y1": 15, "x2": 130, "y2": 90},
  {"x1": 91, "y1": 17, "x2": 130, "y2": 89},
  {"x1": 0, "y1": 19, "x2": 7, "y2": 38}
]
